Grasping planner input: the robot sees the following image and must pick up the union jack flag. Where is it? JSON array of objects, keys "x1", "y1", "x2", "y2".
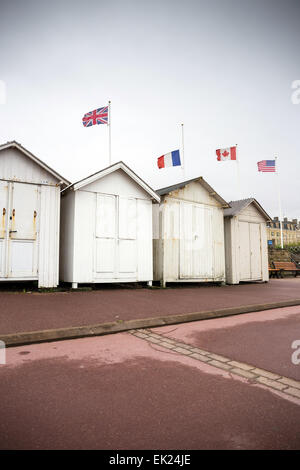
[{"x1": 82, "y1": 106, "x2": 108, "y2": 127}]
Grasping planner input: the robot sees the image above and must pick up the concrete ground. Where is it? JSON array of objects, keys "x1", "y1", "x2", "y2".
[
  {"x1": 0, "y1": 278, "x2": 300, "y2": 335},
  {"x1": 0, "y1": 305, "x2": 299, "y2": 450}
]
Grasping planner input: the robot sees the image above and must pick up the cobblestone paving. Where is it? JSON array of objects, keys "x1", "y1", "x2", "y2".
[{"x1": 129, "y1": 328, "x2": 300, "y2": 402}]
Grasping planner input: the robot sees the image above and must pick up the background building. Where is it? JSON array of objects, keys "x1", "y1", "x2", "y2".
[{"x1": 267, "y1": 217, "x2": 300, "y2": 246}]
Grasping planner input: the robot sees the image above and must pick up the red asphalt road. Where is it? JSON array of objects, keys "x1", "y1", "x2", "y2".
[
  {"x1": 0, "y1": 278, "x2": 300, "y2": 335},
  {"x1": 155, "y1": 306, "x2": 300, "y2": 381},
  {"x1": 0, "y1": 307, "x2": 300, "y2": 450}
]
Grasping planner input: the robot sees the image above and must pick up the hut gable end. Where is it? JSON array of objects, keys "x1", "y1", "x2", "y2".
[
  {"x1": 165, "y1": 181, "x2": 223, "y2": 208},
  {"x1": 80, "y1": 168, "x2": 152, "y2": 200},
  {"x1": 0, "y1": 147, "x2": 59, "y2": 185},
  {"x1": 0, "y1": 142, "x2": 69, "y2": 187},
  {"x1": 238, "y1": 202, "x2": 266, "y2": 223},
  {"x1": 224, "y1": 198, "x2": 271, "y2": 222}
]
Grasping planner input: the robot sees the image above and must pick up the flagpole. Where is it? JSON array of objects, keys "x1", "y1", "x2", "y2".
[
  {"x1": 181, "y1": 123, "x2": 185, "y2": 177},
  {"x1": 235, "y1": 144, "x2": 241, "y2": 199},
  {"x1": 108, "y1": 100, "x2": 111, "y2": 166},
  {"x1": 275, "y1": 156, "x2": 283, "y2": 248}
]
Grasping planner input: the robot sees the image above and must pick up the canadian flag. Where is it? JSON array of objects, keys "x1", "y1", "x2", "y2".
[{"x1": 216, "y1": 146, "x2": 237, "y2": 161}]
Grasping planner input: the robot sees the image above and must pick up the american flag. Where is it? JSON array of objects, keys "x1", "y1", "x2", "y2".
[
  {"x1": 82, "y1": 106, "x2": 108, "y2": 127},
  {"x1": 257, "y1": 160, "x2": 276, "y2": 172}
]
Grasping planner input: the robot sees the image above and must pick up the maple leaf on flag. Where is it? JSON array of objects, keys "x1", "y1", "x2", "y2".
[{"x1": 216, "y1": 146, "x2": 237, "y2": 161}]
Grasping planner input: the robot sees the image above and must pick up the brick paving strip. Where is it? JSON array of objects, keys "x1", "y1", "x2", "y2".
[{"x1": 129, "y1": 329, "x2": 300, "y2": 402}]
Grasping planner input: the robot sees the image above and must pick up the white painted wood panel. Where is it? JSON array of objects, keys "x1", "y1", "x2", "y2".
[
  {"x1": 94, "y1": 194, "x2": 117, "y2": 279},
  {"x1": 179, "y1": 201, "x2": 193, "y2": 278},
  {"x1": 118, "y1": 239, "x2": 137, "y2": 276},
  {"x1": 119, "y1": 197, "x2": 137, "y2": 240},
  {"x1": 96, "y1": 238, "x2": 115, "y2": 274},
  {"x1": 0, "y1": 241, "x2": 3, "y2": 277},
  {"x1": 10, "y1": 183, "x2": 39, "y2": 240},
  {"x1": 0, "y1": 148, "x2": 58, "y2": 185},
  {"x1": 92, "y1": 193, "x2": 151, "y2": 282},
  {"x1": 10, "y1": 240, "x2": 36, "y2": 277},
  {"x1": 72, "y1": 190, "x2": 94, "y2": 283},
  {"x1": 179, "y1": 202, "x2": 214, "y2": 279},
  {"x1": 155, "y1": 179, "x2": 227, "y2": 285},
  {"x1": 0, "y1": 147, "x2": 64, "y2": 287},
  {"x1": 0, "y1": 181, "x2": 8, "y2": 276},
  {"x1": 137, "y1": 199, "x2": 153, "y2": 281},
  {"x1": 224, "y1": 200, "x2": 270, "y2": 284},
  {"x1": 250, "y1": 223, "x2": 262, "y2": 279},
  {"x1": 96, "y1": 194, "x2": 116, "y2": 238},
  {"x1": 38, "y1": 185, "x2": 60, "y2": 287},
  {"x1": 212, "y1": 207, "x2": 226, "y2": 280},
  {"x1": 60, "y1": 167, "x2": 156, "y2": 286},
  {"x1": 168, "y1": 181, "x2": 222, "y2": 207},
  {"x1": 239, "y1": 221, "x2": 251, "y2": 280},
  {"x1": 59, "y1": 191, "x2": 75, "y2": 283},
  {"x1": 260, "y1": 222, "x2": 269, "y2": 282},
  {"x1": 4, "y1": 182, "x2": 39, "y2": 279},
  {"x1": 82, "y1": 169, "x2": 150, "y2": 200},
  {"x1": 225, "y1": 219, "x2": 269, "y2": 283},
  {"x1": 0, "y1": 182, "x2": 60, "y2": 285},
  {"x1": 0, "y1": 181, "x2": 8, "y2": 239}
]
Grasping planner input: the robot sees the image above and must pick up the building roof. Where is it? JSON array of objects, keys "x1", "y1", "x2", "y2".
[
  {"x1": 0, "y1": 140, "x2": 70, "y2": 187},
  {"x1": 156, "y1": 176, "x2": 229, "y2": 207},
  {"x1": 224, "y1": 198, "x2": 271, "y2": 220},
  {"x1": 63, "y1": 160, "x2": 160, "y2": 202}
]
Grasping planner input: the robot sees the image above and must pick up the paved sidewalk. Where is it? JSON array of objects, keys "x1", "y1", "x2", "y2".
[
  {"x1": 0, "y1": 279, "x2": 300, "y2": 342},
  {"x1": 1, "y1": 327, "x2": 300, "y2": 449},
  {"x1": 130, "y1": 323, "x2": 300, "y2": 401},
  {"x1": 153, "y1": 305, "x2": 300, "y2": 381}
]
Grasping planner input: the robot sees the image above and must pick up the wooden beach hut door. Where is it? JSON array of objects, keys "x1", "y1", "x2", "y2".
[
  {"x1": 179, "y1": 201, "x2": 213, "y2": 279},
  {"x1": 94, "y1": 194, "x2": 137, "y2": 280},
  {"x1": 239, "y1": 221, "x2": 262, "y2": 280},
  {"x1": 0, "y1": 181, "x2": 8, "y2": 277},
  {"x1": 0, "y1": 181, "x2": 39, "y2": 279}
]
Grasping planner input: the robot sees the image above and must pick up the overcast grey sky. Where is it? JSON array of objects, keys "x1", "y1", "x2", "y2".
[{"x1": 0, "y1": 0, "x2": 299, "y2": 218}]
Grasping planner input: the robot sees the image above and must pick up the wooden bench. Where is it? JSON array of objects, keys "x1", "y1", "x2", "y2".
[
  {"x1": 273, "y1": 261, "x2": 300, "y2": 278},
  {"x1": 268, "y1": 263, "x2": 281, "y2": 278}
]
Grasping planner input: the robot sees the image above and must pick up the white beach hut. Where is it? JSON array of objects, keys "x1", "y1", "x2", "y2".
[
  {"x1": 153, "y1": 177, "x2": 229, "y2": 287},
  {"x1": 60, "y1": 161, "x2": 160, "y2": 288},
  {"x1": 224, "y1": 198, "x2": 271, "y2": 284},
  {"x1": 0, "y1": 141, "x2": 70, "y2": 287}
]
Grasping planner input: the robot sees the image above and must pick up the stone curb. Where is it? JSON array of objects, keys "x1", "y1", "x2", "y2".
[{"x1": 1, "y1": 298, "x2": 300, "y2": 348}]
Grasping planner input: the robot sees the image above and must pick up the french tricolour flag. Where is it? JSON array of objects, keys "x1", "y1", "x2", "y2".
[{"x1": 157, "y1": 150, "x2": 181, "y2": 169}]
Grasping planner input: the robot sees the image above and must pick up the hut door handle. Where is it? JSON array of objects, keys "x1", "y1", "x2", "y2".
[{"x1": 9, "y1": 230, "x2": 17, "y2": 233}]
